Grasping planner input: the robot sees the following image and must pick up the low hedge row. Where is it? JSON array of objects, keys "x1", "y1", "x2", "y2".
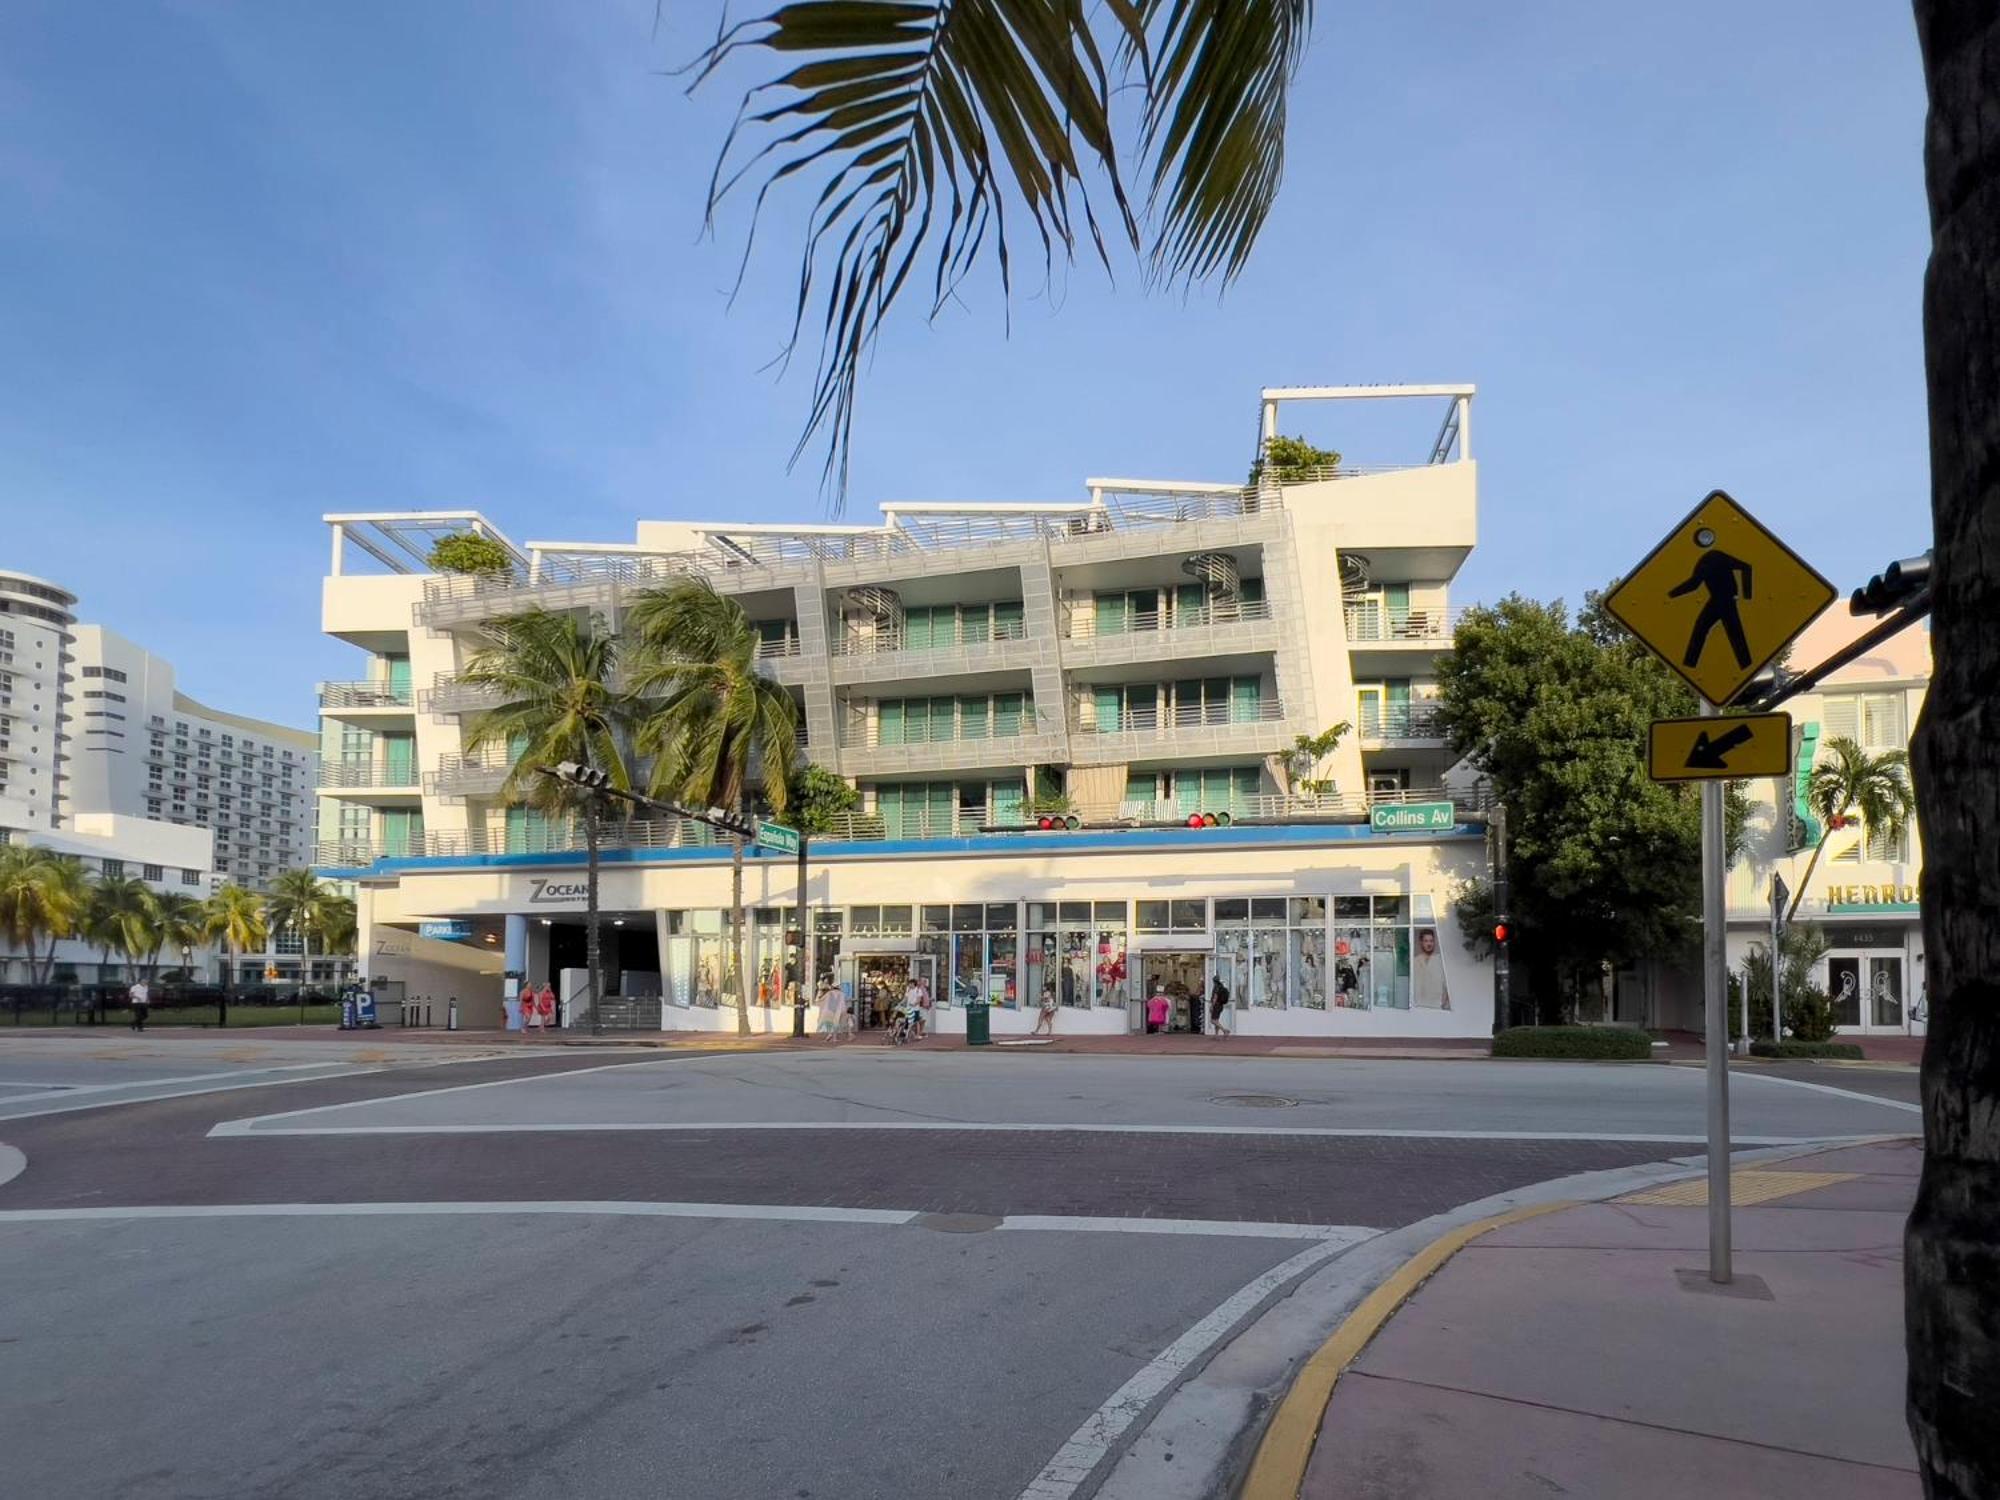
[
  {"x1": 1491, "y1": 1025, "x2": 1655, "y2": 1060},
  {"x1": 1748, "y1": 1039, "x2": 1866, "y2": 1060}
]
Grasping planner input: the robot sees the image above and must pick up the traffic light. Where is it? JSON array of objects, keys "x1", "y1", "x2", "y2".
[
  {"x1": 1850, "y1": 550, "x2": 1932, "y2": 616},
  {"x1": 1184, "y1": 811, "x2": 1234, "y2": 829},
  {"x1": 550, "y1": 760, "x2": 611, "y2": 791},
  {"x1": 1037, "y1": 813, "x2": 1082, "y2": 831},
  {"x1": 1492, "y1": 917, "x2": 1511, "y2": 947}
]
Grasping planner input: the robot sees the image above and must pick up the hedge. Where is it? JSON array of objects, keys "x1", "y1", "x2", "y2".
[
  {"x1": 1491, "y1": 1025, "x2": 1655, "y2": 1060},
  {"x1": 1748, "y1": 1039, "x2": 1866, "y2": 1060}
]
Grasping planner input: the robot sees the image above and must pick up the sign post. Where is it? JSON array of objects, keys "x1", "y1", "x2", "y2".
[
  {"x1": 1610, "y1": 491, "x2": 1835, "y2": 1288},
  {"x1": 1770, "y1": 872, "x2": 1790, "y2": 1046},
  {"x1": 753, "y1": 819, "x2": 802, "y2": 856}
]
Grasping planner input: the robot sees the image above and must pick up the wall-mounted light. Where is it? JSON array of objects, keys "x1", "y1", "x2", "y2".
[{"x1": 539, "y1": 918, "x2": 551, "y2": 927}]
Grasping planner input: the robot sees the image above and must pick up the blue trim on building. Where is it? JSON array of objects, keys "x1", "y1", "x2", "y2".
[{"x1": 314, "y1": 821, "x2": 1486, "y2": 881}]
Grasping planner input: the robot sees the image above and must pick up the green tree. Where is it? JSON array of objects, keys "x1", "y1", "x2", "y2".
[
  {"x1": 0, "y1": 845, "x2": 88, "y2": 985},
  {"x1": 203, "y1": 883, "x2": 269, "y2": 995},
  {"x1": 627, "y1": 578, "x2": 799, "y2": 1036},
  {"x1": 780, "y1": 763, "x2": 860, "y2": 836},
  {"x1": 1735, "y1": 923, "x2": 1836, "y2": 1043},
  {"x1": 319, "y1": 895, "x2": 358, "y2": 962},
  {"x1": 1782, "y1": 737, "x2": 1917, "y2": 925},
  {"x1": 139, "y1": 890, "x2": 206, "y2": 981},
  {"x1": 266, "y1": 869, "x2": 337, "y2": 958},
  {"x1": 461, "y1": 609, "x2": 636, "y2": 1031},
  {"x1": 426, "y1": 531, "x2": 515, "y2": 576},
  {"x1": 1249, "y1": 435, "x2": 1343, "y2": 486},
  {"x1": 82, "y1": 873, "x2": 151, "y2": 982},
  {"x1": 1283, "y1": 722, "x2": 1350, "y2": 795},
  {"x1": 1437, "y1": 594, "x2": 1747, "y2": 1020}
]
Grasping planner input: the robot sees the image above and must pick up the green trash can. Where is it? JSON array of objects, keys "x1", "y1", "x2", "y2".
[{"x1": 965, "y1": 998, "x2": 991, "y2": 1046}]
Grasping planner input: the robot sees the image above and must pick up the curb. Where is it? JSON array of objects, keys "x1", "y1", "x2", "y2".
[{"x1": 1236, "y1": 1200, "x2": 1571, "y2": 1500}]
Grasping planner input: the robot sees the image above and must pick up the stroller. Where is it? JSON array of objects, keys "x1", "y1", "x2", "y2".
[{"x1": 886, "y1": 998, "x2": 924, "y2": 1045}]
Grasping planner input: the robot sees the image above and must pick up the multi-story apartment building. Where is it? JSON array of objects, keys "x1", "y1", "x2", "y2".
[
  {"x1": 317, "y1": 385, "x2": 1496, "y2": 1035},
  {"x1": 0, "y1": 570, "x2": 78, "y2": 831},
  {"x1": 68, "y1": 625, "x2": 318, "y2": 886}
]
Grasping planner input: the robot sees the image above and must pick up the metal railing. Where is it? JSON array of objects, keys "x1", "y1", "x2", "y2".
[
  {"x1": 420, "y1": 672, "x2": 505, "y2": 715},
  {"x1": 424, "y1": 743, "x2": 516, "y2": 797},
  {"x1": 839, "y1": 710, "x2": 1043, "y2": 750},
  {"x1": 753, "y1": 636, "x2": 802, "y2": 660},
  {"x1": 317, "y1": 759, "x2": 420, "y2": 789},
  {"x1": 1062, "y1": 598, "x2": 1273, "y2": 640},
  {"x1": 1357, "y1": 704, "x2": 1446, "y2": 740},
  {"x1": 1342, "y1": 605, "x2": 1470, "y2": 643},
  {"x1": 830, "y1": 616, "x2": 1030, "y2": 656},
  {"x1": 1071, "y1": 698, "x2": 1285, "y2": 735},
  {"x1": 318, "y1": 680, "x2": 413, "y2": 709}
]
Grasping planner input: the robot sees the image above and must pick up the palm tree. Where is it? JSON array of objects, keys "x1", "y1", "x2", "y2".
[
  {"x1": 319, "y1": 895, "x2": 358, "y2": 977},
  {"x1": 140, "y1": 890, "x2": 206, "y2": 982},
  {"x1": 1781, "y1": 737, "x2": 1917, "y2": 926},
  {"x1": 627, "y1": 578, "x2": 799, "y2": 1036},
  {"x1": 82, "y1": 874, "x2": 151, "y2": 984},
  {"x1": 460, "y1": 609, "x2": 636, "y2": 1031},
  {"x1": 0, "y1": 845, "x2": 88, "y2": 986},
  {"x1": 203, "y1": 883, "x2": 269, "y2": 997},
  {"x1": 266, "y1": 869, "x2": 334, "y2": 961}
]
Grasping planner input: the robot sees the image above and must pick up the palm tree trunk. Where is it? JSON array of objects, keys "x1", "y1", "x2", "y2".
[
  {"x1": 730, "y1": 836, "x2": 749, "y2": 1037},
  {"x1": 1783, "y1": 834, "x2": 1834, "y2": 926},
  {"x1": 1908, "y1": 7, "x2": 2000, "y2": 1495},
  {"x1": 585, "y1": 803, "x2": 603, "y2": 1036}
]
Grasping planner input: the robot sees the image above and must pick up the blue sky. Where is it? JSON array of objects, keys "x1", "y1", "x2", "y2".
[{"x1": 1, "y1": 2, "x2": 1930, "y2": 727}]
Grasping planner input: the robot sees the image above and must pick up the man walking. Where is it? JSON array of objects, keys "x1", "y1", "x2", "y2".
[{"x1": 127, "y1": 977, "x2": 150, "y2": 1032}]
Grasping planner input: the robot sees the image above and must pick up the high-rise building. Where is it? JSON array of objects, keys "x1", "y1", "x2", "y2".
[
  {"x1": 68, "y1": 626, "x2": 317, "y2": 887},
  {"x1": 317, "y1": 385, "x2": 1500, "y2": 1034},
  {"x1": 0, "y1": 570, "x2": 78, "y2": 831}
]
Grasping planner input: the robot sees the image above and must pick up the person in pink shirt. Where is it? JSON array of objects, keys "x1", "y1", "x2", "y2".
[
  {"x1": 537, "y1": 982, "x2": 558, "y2": 1031},
  {"x1": 1145, "y1": 984, "x2": 1171, "y2": 1035}
]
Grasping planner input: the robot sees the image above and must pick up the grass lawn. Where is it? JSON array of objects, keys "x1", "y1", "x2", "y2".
[{"x1": 2, "y1": 1005, "x2": 344, "y2": 1029}]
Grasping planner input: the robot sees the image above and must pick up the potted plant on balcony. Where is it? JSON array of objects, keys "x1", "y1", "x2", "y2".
[{"x1": 427, "y1": 532, "x2": 515, "y2": 577}]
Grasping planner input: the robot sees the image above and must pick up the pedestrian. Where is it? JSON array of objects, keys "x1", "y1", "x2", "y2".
[
  {"x1": 1031, "y1": 981, "x2": 1058, "y2": 1037},
  {"x1": 521, "y1": 980, "x2": 543, "y2": 1033},
  {"x1": 1145, "y1": 983, "x2": 1171, "y2": 1035},
  {"x1": 537, "y1": 981, "x2": 559, "y2": 1031},
  {"x1": 1208, "y1": 974, "x2": 1231, "y2": 1037},
  {"x1": 127, "y1": 976, "x2": 150, "y2": 1032},
  {"x1": 906, "y1": 972, "x2": 932, "y2": 1041},
  {"x1": 816, "y1": 977, "x2": 846, "y2": 1040}
]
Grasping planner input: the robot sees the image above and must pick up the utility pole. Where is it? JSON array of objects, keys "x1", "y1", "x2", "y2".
[{"x1": 1491, "y1": 803, "x2": 1511, "y2": 1036}]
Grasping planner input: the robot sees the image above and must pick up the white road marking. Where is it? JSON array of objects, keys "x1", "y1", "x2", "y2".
[
  {"x1": 1734, "y1": 1070, "x2": 1922, "y2": 1114},
  {"x1": 207, "y1": 1116, "x2": 1879, "y2": 1145},
  {"x1": 0, "y1": 1065, "x2": 385, "y2": 1121},
  {"x1": 0, "y1": 1200, "x2": 1374, "y2": 1241},
  {"x1": 1017, "y1": 1237, "x2": 1353, "y2": 1500},
  {"x1": 0, "y1": 1063, "x2": 348, "y2": 1108},
  {"x1": 204, "y1": 1059, "x2": 667, "y2": 1134}
]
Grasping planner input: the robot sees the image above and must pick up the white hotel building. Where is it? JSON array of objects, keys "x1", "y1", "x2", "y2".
[{"x1": 317, "y1": 386, "x2": 1499, "y2": 1035}]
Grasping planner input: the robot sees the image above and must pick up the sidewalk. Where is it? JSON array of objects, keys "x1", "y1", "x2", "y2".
[{"x1": 1295, "y1": 1139, "x2": 1921, "y2": 1499}]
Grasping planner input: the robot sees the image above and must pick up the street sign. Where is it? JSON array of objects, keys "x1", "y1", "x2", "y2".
[
  {"x1": 1647, "y1": 712, "x2": 1793, "y2": 782},
  {"x1": 1369, "y1": 801, "x2": 1455, "y2": 833},
  {"x1": 1604, "y1": 491, "x2": 1836, "y2": 707},
  {"x1": 753, "y1": 819, "x2": 801, "y2": 855}
]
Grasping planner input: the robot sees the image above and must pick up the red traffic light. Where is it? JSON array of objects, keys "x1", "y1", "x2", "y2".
[
  {"x1": 1184, "y1": 811, "x2": 1235, "y2": 829},
  {"x1": 1036, "y1": 814, "x2": 1082, "y2": 831},
  {"x1": 1492, "y1": 921, "x2": 1510, "y2": 945}
]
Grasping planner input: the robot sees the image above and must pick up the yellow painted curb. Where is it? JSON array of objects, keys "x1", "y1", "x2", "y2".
[{"x1": 1239, "y1": 1199, "x2": 1574, "y2": 1500}]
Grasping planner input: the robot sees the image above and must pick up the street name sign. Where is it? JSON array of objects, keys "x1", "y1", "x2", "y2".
[
  {"x1": 1648, "y1": 712, "x2": 1793, "y2": 782},
  {"x1": 753, "y1": 819, "x2": 802, "y2": 855},
  {"x1": 1604, "y1": 490, "x2": 1836, "y2": 707},
  {"x1": 1369, "y1": 801, "x2": 1455, "y2": 833}
]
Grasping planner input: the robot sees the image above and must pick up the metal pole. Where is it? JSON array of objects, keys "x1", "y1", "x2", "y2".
[
  {"x1": 1492, "y1": 803, "x2": 1510, "y2": 1035},
  {"x1": 1771, "y1": 873, "x2": 1784, "y2": 1046},
  {"x1": 1700, "y1": 702, "x2": 1732, "y2": 1283},
  {"x1": 792, "y1": 836, "x2": 808, "y2": 1039}
]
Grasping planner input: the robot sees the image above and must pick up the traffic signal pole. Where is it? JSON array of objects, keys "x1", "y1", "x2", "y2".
[
  {"x1": 1491, "y1": 803, "x2": 1510, "y2": 1036},
  {"x1": 792, "y1": 835, "x2": 809, "y2": 1038}
]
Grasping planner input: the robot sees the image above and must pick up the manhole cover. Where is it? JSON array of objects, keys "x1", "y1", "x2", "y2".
[{"x1": 1210, "y1": 1092, "x2": 1298, "y2": 1109}]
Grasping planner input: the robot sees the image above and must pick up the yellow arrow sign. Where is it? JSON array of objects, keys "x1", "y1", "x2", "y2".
[
  {"x1": 1605, "y1": 491, "x2": 1836, "y2": 706},
  {"x1": 1648, "y1": 712, "x2": 1794, "y2": 782}
]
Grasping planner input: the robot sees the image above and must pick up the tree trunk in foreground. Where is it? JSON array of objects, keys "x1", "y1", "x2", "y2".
[
  {"x1": 1908, "y1": 7, "x2": 2000, "y2": 1495},
  {"x1": 585, "y1": 807, "x2": 603, "y2": 1035}
]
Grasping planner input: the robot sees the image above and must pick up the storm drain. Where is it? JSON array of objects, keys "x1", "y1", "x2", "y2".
[{"x1": 1208, "y1": 1092, "x2": 1298, "y2": 1109}]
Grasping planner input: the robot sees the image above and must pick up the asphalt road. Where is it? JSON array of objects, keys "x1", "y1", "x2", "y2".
[{"x1": 0, "y1": 1039, "x2": 1919, "y2": 1500}]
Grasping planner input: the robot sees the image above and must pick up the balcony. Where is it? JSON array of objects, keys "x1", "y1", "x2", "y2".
[
  {"x1": 837, "y1": 708, "x2": 1064, "y2": 776},
  {"x1": 317, "y1": 760, "x2": 420, "y2": 791},
  {"x1": 1358, "y1": 703, "x2": 1447, "y2": 744},
  {"x1": 1342, "y1": 604, "x2": 1467, "y2": 644},
  {"x1": 319, "y1": 680, "x2": 414, "y2": 712},
  {"x1": 829, "y1": 616, "x2": 1037, "y2": 686},
  {"x1": 1068, "y1": 697, "x2": 1289, "y2": 766},
  {"x1": 424, "y1": 743, "x2": 515, "y2": 798},
  {"x1": 420, "y1": 672, "x2": 505, "y2": 716},
  {"x1": 1059, "y1": 597, "x2": 1279, "y2": 669}
]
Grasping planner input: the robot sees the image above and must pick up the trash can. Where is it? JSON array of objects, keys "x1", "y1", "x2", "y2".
[{"x1": 965, "y1": 997, "x2": 991, "y2": 1047}]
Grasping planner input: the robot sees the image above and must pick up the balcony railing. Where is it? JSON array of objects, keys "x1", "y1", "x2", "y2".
[
  {"x1": 317, "y1": 760, "x2": 419, "y2": 789},
  {"x1": 319, "y1": 680, "x2": 414, "y2": 709},
  {"x1": 1358, "y1": 704, "x2": 1446, "y2": 741},
  {"x1": 830, "y1": 616, "x2": 1030, "y2": 656},
  {"x1": 424, "y1": 744, "x2": 516, "y2": 797},
  {"x1": 421, "y1": 672, "x2": 505, "y2": 715},
  {"x1": 839, "y1": 710, "x2": 1042, "y2": 750},
  {"x1": 1063, "y1": 598, "x2": 1272, "y2": 640},
  {"x1": 1342, "y1": 605, "x2": 1469, "y2": 644},
  {"x1": 754, "y1": 636, "x2": 803, "y2": 660},
  {"x1": 1072, "y1": 698, "x2": 1285, "y2": 735}
]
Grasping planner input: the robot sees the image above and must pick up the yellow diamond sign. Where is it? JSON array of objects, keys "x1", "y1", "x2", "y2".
[{"x1": 1605, "y1": 491, "x2": 1836, "y2": 706}]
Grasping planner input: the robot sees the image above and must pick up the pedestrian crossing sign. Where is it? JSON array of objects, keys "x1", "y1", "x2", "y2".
[{"x1": 1605, "y1": 491, "x2": 1836, "y2": 707}]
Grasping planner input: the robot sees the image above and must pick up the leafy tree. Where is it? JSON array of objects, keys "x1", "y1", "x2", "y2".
[
  {"x1": 626, "y1": 578, "x2": 799, "y2": 1036},
  {"x1": 82, "y1": 873, "x2": 151, "y2": 980},
  {"x1": 462, "y1": 609, "x2": 636, "y2": 1031},
  {"x1": 780, "y1": 763, "x2": 860, "y2": 836},
  {"x1": 319, "y1": 896, "x2": 358, "y2": 959},
  {"x1": 1783, "y1": 737, "x2": 1916, "y2": 925},
  {"x1": 1283, "y1": 722, "x2": 1350, "y2": 795},
  {"x1": 1249, "y1": 435, "x2": 1343, "y2": 486},
  {"x1": 0, "y1": 845, "x2": 87, "y2": 985},
  {"x1": 202, "y1": 883, "x2": 269, "y2": 994},
  {"x1": 139, "y1": 889, "x2": 205, "y2": 981},
  {"x1": 1733, "y1": 923, "x2": 1836, "y2": 1043},
  {"x1": 426, "y1": 532, "x2": 514, "y2": 576},
  {"x1": 1436, "y1": 593, "x2": 1747, "y2": 1020},
  {"x1": 266, "y1": 869, "x2": 337, "y2": 957}
]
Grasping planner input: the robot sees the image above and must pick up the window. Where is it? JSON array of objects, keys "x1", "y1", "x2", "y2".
[
  {"x1": 101, "y1": 859, "x2": 125, "y2": 878},
  {"x1": 1216, "y1": 896, "x2": 1329, "y2": 1008},
  {"x1": 142, "y1": 864, "x2": 162, "y2": 881},
  {"x1": 1136, "y1": 899, "x2": 1207, "y2": 934},
  {"x1": 1025, "y1": 900, "x2": 1126, "y2": 1009},
  {"x1": 1820, "y1": 692, "x2": 1905, "y2": 752}
]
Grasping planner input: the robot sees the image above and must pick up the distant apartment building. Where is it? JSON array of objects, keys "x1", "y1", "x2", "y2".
[
  {"x1": 0, "y1": 570, "x2": 78, "y2": 831},
  {"x1": 68, "y1": 626, "x2": 317, "y2": 887},
  {"x1": 316, "y1": 384, "x2": 1500, "y2": 1035}
]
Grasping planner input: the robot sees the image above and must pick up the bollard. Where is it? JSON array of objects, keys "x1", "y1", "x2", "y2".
[{"x1": 447, "y1": 996, "x2": 459, "y2": 1031}]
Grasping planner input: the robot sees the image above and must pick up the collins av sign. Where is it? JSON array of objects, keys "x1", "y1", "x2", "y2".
[{"x1": 1368, "y1": 801, "x2": 1455, "y2": 834}]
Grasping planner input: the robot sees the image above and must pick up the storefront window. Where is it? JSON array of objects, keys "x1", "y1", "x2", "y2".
[
  {"x1": 1136, "y1": 899, "x2": 1206, "y2": 934},
  {"x1": 812, "y1": 908, "x2": 844, "y2": 989},
  {"x1": 1027, "y1": 900, "x2": 1128, "y2": 1008},
  {"x1": 1215, "y1": 897, "x2": 1323, "y2": 1008},
  {"x1": 1330, "y1": 895, "x2": 1412, "y2": 1009},
  {"x1": 932, "y1": 902, "x2": 1019, "y2": 1007}
]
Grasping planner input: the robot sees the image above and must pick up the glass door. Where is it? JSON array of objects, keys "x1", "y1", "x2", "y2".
[
  {"x1": 1209, "y1": 953, "x2": 1241, "y2": 1030},
  {"x1": 1867, "y1": 955, "x2": 1905, "y2": 1031}
]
